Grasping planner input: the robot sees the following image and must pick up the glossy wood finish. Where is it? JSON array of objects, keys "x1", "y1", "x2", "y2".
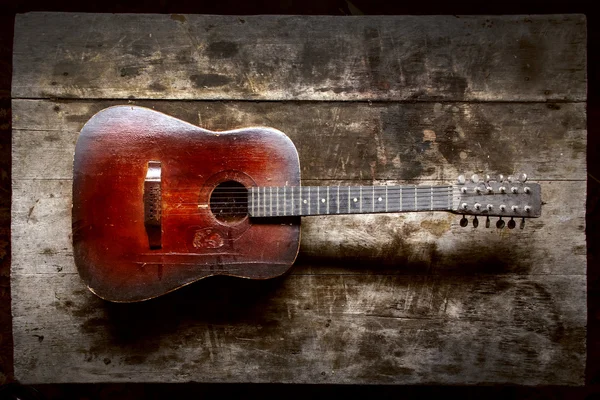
[{"x1": 73, "y1": 106, "x2": 301, "y2": 302}]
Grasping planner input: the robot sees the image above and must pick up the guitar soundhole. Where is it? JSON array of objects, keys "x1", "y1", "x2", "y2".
[{"x1": 209, "y1": 180, "x2": 248, "y2": 224}]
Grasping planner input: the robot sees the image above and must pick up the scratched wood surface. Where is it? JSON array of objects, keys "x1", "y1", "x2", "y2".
[{"x1": 11, "y1": 13, "x2": 586, "y2": 384}]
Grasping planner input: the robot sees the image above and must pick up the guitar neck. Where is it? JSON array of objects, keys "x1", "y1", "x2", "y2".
[{"x1": 248, "y1": 185, "x2": 454, "y2": 217}]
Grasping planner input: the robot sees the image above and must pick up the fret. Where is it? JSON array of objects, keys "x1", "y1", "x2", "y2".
[
  {"x1": 283, "y1": 186, "x2": 286, "y2": 216},
  {"x1": 399, "y1": 186, "x2": 403, "y2": 212},
  {"x1": 359, "y1": 186, "x2": 363, "y2": 213},
  {"x1": 317, "y1": 186, "x2": 320, "y2": 214},
  {"x1": 430, "y1": 186, "x2": 433, "y2": 211},
  {"x1": 292, "y1": 185, "x2": 295, "y2": 215},
  {"x1": 385, "y1": 185, "x2": 387, "y2": 212},
  {"x1": 371, "y1": 186, "x2": 375, "y2": 212},
  {"x1": 347, "y1": 186, "x2": 351, "y2": 214},
  {"x1": 250, "y1": 185, "x2": 452, "y2": 217},
  {"x1": 414, "y1": 186, "x2": 417, "y2": 211}
]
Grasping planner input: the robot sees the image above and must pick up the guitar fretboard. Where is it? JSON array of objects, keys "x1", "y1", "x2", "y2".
[{"x1": 248, "y1": 185, "x2": 453, "y2": 217}]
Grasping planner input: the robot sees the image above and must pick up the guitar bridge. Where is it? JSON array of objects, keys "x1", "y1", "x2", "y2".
[{"x1": 144, "y1": 161, "x2": 162, "y2": 249}]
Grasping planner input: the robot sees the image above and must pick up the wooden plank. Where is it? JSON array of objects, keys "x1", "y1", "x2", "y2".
[
  {"x1": 12, "y1": 13, "x2": 586, "y2": 102},
  {"x1": 10, "y1": 178, "x2": 586, "y2": 277},
  {"x1": 10, "y1": 13, "x2": 587, "y2": 385},
  {"x1": 12, "y1": 99, "x2": 586, "y2": 181},
  {"x1": 11, "y1": 273, "x2": 585, "y2": 384}
]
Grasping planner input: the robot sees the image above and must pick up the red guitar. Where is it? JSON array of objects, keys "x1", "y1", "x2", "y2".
[{"x1": 73, "y1": 106, "x2": 542, "y2": 302}]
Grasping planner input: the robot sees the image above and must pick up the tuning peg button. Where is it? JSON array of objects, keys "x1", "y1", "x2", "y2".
[
  {"x1": 471, "y1": 174, "x2": 480, "y2": 183},
  {"x1": 518, "y1": 173, "x2": 528, "y2": 183},
  {"x1": 458, "y1": 175, "x2": 466, "y2": 184},
  {"x1": 499, "y1": 186, "x2": 506, "y2": 193},
  {"x1": 511, "y1": 187, "x2": 518, "y2": 193}
]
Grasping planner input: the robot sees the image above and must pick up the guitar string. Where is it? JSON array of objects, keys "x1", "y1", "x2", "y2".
[
  {"x1": 166, "y1": 190, "x2": 456, "y2": 215},
  {"x1": 170, "y1": 193, "x2": 455, "y2": 207},
  {"x1": 172, "y1": 187, "x2": 455, "y2": 199}
]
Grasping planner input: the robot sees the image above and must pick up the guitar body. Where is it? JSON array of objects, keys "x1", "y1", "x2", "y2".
[{"x1": 73, "y1": 106, "x2": 301, "y2": 302}]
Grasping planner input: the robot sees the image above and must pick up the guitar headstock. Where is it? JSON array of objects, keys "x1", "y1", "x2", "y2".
[{"x1": 452, "y1": 173, "x2": 542, "y2": 229}]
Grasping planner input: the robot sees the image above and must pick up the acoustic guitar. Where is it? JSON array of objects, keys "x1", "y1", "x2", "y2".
[{"x1": 73, "y1": 106, "x2": 542, "y2": 302}]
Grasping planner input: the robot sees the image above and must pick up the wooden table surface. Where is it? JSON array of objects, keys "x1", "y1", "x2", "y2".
[{"x1": 11, "y1": 13, "x2": 586, "y2": 384}]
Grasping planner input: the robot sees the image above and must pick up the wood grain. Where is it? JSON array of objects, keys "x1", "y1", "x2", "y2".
[
  {"x1": 11, "y1": 273, "x2": 585, "y2": 384},
  {"x1": 11, "y1": 13, "x2": 587, "y2": 384},
  {"x1": 12, "y1": 13, "x2": 586, "y2": 102},
  {"x1": 12, "y1": 100, "x2": 586, "y2": 181}
]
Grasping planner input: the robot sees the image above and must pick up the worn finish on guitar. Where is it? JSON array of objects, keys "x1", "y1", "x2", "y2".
[
  {"x1": 74, "y1": 106, "x2": 542, "y2": 302},
  {"x1": 73, "y1": 106, "x2": 301, "y2": 302}
]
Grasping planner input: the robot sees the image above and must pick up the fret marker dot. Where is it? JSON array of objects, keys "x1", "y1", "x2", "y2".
[
  {"x1": 321, "y1": 198, "x2": 326, "y2": 203},
  {"x1": 303, "y1": 199, "x2": 307, "y2": 204},
  {"x1": 353, "y1": 198, "x2": 358, "y2": 202},
  {"x1": 378, "y1": 197, "x2": 382, "y2": 202}
]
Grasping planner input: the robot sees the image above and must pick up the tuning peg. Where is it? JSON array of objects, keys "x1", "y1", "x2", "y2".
[
  {"x1": 507, "y1": 175, "x2": 515, "y2": 183},
  {"x1": 520, "y1": 218, "x2": 525, "y2": 229},
  {"x1": 507, "y1": 218, "x2": 516, "y2": 229},
  {"x1": 496, "y1": 217, "x2": 505, "y2": 229},
  {"x1": 486, "y1": 216, "x2": 491, "y2": 228},
  {"x1": 473, "y1": 216, "x2": 479, "y2": 228},
  {"x1": 460, "y1": 216, "x2": 468, "y2": 227},
  {"x1": 485, "y1": 174, "x2": 492, "y2": 182},
  {"x1": 471, "y1": 174, "x2": 480, "y2": 183},
  {"x1": 518, "y1": 173, "x2": 527, "y2": 183},
  {"x1": 457, "y1": 175, "x2": 466, "y2": 184},
  {"x1": 498, "y1": 174, "x2": 505, "y2": 182}
]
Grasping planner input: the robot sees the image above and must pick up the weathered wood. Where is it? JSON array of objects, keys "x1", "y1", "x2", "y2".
[
  {"x1": 12, "y1": 99, "x2": 586, "y2": 181},
  {"x1": 10, "y1": 178, "x2": 585, "y2": 277},
  {"x1": 11, "y1": 13, "x2": 587, "y2": 385},
  {"x1": 11, "y1": 273, "x2": 585, "y2": 384},
  {"x1": 12, "y1": 13, "x2": 586, "y2": 102}
]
